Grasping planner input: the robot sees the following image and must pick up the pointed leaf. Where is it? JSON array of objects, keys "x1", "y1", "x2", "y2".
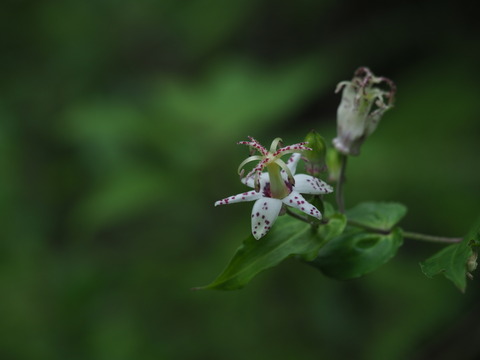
[
  {"x1": 420, "y1": 216, "x2": 480, "y2": 292},
  {"x1": 197, "y1": 212, "x2": 346, "y2": 290},
  {"x1": 347, "y1": 202, "x2": 407, "y2": 231},
  {"x1": 310, "y1": 228, "x2": 404, "y2": 280}
]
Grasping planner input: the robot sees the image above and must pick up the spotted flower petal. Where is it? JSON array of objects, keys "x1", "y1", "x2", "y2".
[
  {"x1": 251, "y1": 198, "x2": 283, "y2": 240},
  {"x1": 241, "y1": 172, "x2": 268, "y2": 189},
  {"x1": 292, "y1": 174, "x2": 333, "y2": 195},
  {"x1": 282, "y1": 192, "x2": 322, "y2": 219},
  {"x1": 215, "y1": 190, "x2": 262, "y2": 206},
  {"x1": 286, "y1": 153, "x2": 301, "y2": 175},
  {"x1": 215, "y1": 137, "x2": 335, "y2": 240}
]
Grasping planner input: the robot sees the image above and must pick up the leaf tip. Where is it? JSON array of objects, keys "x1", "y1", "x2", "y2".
[{"x1": 190, "y1": 286, "x2": 207, "y2": 291}]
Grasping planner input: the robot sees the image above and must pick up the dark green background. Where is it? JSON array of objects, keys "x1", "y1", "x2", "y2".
[{"x1": 1, "y1": 0, "x2": 479, "y2": 359}]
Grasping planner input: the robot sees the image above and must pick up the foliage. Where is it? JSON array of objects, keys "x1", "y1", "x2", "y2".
[
  {"x1": 421, "y1": 217, "x2": 480, "y2": 292},
  {"x1": 312, "y1": 202, "x2": 406, "y2": 280},
  {"x1": 204, "y1": 64, "x2": 478, "y2": 293},
  {"x1": 199, "y1": 205, "x2": 345, "y2": 290},
  {"x1": 2, "y1": 1, "x2": 479, "y2": 359}
]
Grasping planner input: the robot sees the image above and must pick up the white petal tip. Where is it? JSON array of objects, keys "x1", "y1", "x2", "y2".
[{"x1": 252, "y1": 231, "x2": 264, "y2": 240}]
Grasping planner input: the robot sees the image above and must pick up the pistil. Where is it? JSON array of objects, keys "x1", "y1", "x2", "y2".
[{"x1": 267, "y1": 163, "x2": 291, "y2": 199}]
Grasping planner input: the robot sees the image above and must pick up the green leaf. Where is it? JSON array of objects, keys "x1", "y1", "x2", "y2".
[
  {"x1": 347, "y1": 202, "x2": 407, "y2": 231},
  {"x1": 196, "y1": 213, "x2": 346, "y2": 291},
  {"x1": 420, "y1": 216, "x2": 480, "y2": 292},
  {"x1": 299, "y1": 213, "x2": 346, "y2": 261},
  {"x1": 307, "y1": 202, "x2": 407, "y2": 280},
  {"x1": 310, "y1": 228, "x2": 404, "y2": 280}
]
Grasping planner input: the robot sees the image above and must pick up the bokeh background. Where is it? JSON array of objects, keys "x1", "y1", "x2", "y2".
[{"x1": 1, "y1": 0, "x2": 479, "y2": 359}]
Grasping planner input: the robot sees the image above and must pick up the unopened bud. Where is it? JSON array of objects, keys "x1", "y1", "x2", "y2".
[
  {"x1": 303, "y1": 130, "x2": 327, "y2": 177},
  {"x1": 333, "y1": 67, "x2": 396, "y2": 156},
  {"x1": 326, "y1": 147, "x2": 342, "y2": 182}
]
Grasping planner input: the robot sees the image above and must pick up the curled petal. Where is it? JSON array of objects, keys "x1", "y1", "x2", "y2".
[
  {"x1": 282, "y1": 192, "x2": 322, "y2": 219},
  {"x1": 293, "y1": 174, "x2": 333, "y2": 195},
  {"x1": 335, "y1": 81, "x2": 350, "y2": 93},
  {"x1": 215, "y1": 191, "x2": 262, "y2": 206},
  {"x1": 251, "y1": 198, "x2": 283, "y2": 240}
]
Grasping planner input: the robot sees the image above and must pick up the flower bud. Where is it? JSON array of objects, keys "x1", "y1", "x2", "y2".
[
  {"x1": 303, "y1": 130, "x2": 327, "y2": 177},
  {"x1": 333, "y1": 67, "x2": 396, "y2": 156},
  {"x1": 467, "y1": 251, "x2": 478, "y2": 273},
  {"x1": 326, "y1": 147, "x2": 342, "y2": 183}
]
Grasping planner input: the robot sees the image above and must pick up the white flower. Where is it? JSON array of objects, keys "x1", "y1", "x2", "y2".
[
  {"x1": 215, "y1": 137, "x2": 333, "y2": 240},
  {"x1": 333, "y1": 67, "x2": 396, "y2": 156}
]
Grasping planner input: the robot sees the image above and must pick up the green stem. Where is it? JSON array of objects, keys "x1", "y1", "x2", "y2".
[
  {"x1": 402, "y1": 231, "x2": 463, "y2": 244},
  {"x1": 286, "y1": 208, "x2": 311, "y2": 224},
  {"x1": 347, "y1": 220, "x2": 463, "y2": 244},
  {"x1": 336, "y1": 154, "x2": 348, "y2": 213}
]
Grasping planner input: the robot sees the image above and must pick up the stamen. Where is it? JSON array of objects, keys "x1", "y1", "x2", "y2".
[
  {"x1": 274, "y1": 142, "x2": 311, "y2": 157},
  {"x1": 237, "y1": 137, "x2": 313, "y2": 195},
  {"x1": 237, "y1": 155, "x2": 262, "y2": 175},
  {"x1": 254, "y1": 171, "x2": 261, "y2": 192},
  {"x1": 269, "y1": 137, "x2": 283, "y2": 154},
  {"x1": 238, "y1": 136, "x2": 268, "y2": 156},
  {"x1": 275, "y1": 158, "x2": 295, "y2": 186}
]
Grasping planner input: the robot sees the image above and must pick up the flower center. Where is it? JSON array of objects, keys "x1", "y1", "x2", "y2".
[
  {"x1": 266, "y1": 163, "x2": 291, "y2": 199},
  {"x1": 237, "y1": 136, "x2": 312, "y2": 193}
]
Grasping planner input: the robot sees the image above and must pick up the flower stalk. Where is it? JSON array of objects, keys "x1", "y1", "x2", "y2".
[
  {"x1": 336, "y1": 153, "x2": 348, "y2": 213},
  {"x1": 402, "y1": 231, "x2": 463, "y2": 244}
]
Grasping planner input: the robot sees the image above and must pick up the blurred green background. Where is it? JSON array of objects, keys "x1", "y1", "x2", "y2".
[{"x1": 1, "y1": 0, "x2": 479, "y2": 359}]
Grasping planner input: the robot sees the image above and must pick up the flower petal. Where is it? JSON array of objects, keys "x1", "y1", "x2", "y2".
[
  {"x1": 251, "y1": 198, "x2": 283, "y2": 240},
  {"x1": 282, "y1": 153, "x2": 301, "y2": 177},
  {"x1": 215, "y1": 190, "x2": 262, "y2": 206},
  {"x1": 283, "y1": 191, "x2": 322, "y2": 219},
  {"x1": 293, "y1": 174, "x2": 333, "y2": 195},
  {"x1": 241, "y1": 172, "x2": 269, "y2": 189}
]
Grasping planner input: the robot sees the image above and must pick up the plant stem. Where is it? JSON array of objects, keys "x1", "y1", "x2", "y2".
[
  {"x1": 286, "y1": 208, "x2": 310, "y2": 224},
  {"x1": 347, "y1": 221, "x2": 463, "y2": 244},
  {"x1": 402, "y1": 231, "x2": 463, "y2": 244},
  {"x1": 336, "y1": 154, "x2": 348, "y2": 213}
]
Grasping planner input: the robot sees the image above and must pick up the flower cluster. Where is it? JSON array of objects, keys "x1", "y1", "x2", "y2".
[
  {"x1": 214, "y1": 68, "x2": 396, "y2": 241},
  {"x1": 215, "y1": 137, "x2": 333, "y2": 240}
]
